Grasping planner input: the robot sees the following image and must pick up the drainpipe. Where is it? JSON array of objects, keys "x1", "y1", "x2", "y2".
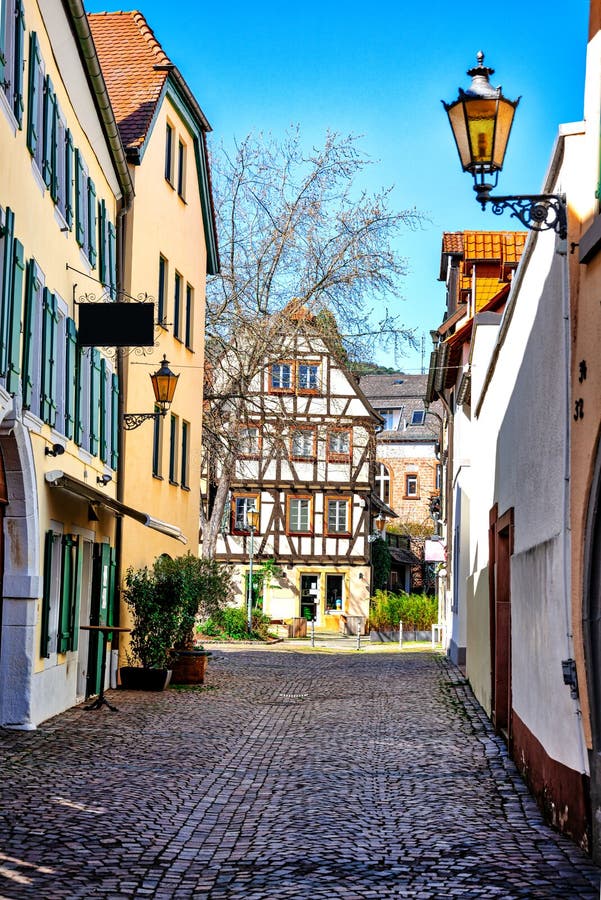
[{"x1": 559, "y1": 234, "x2": 588, "y2": 775}]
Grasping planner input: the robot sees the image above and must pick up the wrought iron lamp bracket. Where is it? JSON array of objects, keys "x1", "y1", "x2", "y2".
[
  {"x1": 122, "y1": 411, "x2": 163, "y2": 430},
  {"x1": 475, "y1": 186, "x2": 567, "y2": 239}
]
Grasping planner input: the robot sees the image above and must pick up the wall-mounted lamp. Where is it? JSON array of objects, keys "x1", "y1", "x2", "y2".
[
  {"x1": 122, "y1": 355, "x2": 180, "y2": 430},
  {"x1": 443, "y1": 52, "x2": 567, "y2": 238},
  {"x1": 97, "y1": 473, "x2": 112, "y2": 486},
  {"x1": 45, "y1": 443, "x2": 65, "y2": 457}
]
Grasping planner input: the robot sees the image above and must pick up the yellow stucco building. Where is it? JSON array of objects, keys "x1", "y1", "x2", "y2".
[{"x1": 88, "y1": 12, "x2": 218, "y2": 666}]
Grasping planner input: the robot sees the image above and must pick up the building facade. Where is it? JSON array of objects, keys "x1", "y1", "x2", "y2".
[
  {"x1": 89, "y1": 11, "x2": 219, "y2": 666},
  {"x1": 208, "y1": 314, "x2": 382, "y2": 631},
  {"x1": 0, "y1": 0, "x2": 133, "y2": 728},
  {"x1": 360, "y1": 373, "x2": 443, "y2": 592}
]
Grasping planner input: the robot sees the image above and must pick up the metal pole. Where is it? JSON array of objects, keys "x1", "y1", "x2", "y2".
[
  {"x1": 399, "y1": 620, "x2": 403, "y2": 650},
  {"x1": 311, "y1": 618, "x2": 315, "y2": 648},
  {"x1": 247, "y1": 527, "x2": 254, "y2": 634},
  {"x1": 356, "y1": 623, "x2": 361, "y2": 651}
]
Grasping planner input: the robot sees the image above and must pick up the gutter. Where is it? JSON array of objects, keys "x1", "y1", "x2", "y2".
[{"x1": 63, "y1": 0, "x2": 134, "y2": 209}]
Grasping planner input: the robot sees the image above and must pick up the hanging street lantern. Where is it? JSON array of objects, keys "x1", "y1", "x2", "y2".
[
  {"x1": 443, "y1": 52, "x2": 567, "y2": 238},
  {"x1": 122, "y1": 355, "x2": 180, "y2": 430}
]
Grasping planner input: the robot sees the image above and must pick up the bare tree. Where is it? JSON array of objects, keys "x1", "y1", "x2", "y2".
[{"x1": 200, "y1": 129, "x2": 424, "y2": 557}]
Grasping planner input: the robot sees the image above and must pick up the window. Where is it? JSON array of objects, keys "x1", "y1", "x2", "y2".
[
  {"x1": 22, "y1": 257, "x2": 44, "y2": 417},
  {"x1": 270, "y1": 362, "x2": 292, "y2": 392},
  {"x1": 75, "y1": 347, "x2": 91, "y2": 451},
  {"x1": 287, "y1": 495, "x2": 312, "y2": 534},
  {"x1": 173, "y1": 271, "x2": 182, "y2": 340},
  {"x1": 290, "y1": 427, "x2": 315, "y2": 460},
  {"x1": 239, "y1": 425, "x2": 261, "y2": 458},
  {"x1": 181, "y1": 420, "x2": 190, "y2": 488},
  {"x1": 26, "y1": 32, "x2": 44, "y2": 168},
  {"x1": 0, "y1": 0, "x2": 25, "y2": 126},
  {"x1": 177, "y1": 139, "x2": 186, "y2": 198},
  {"x1": 379, "y1": 408, "x2": 395, "y2": 430},
  {"x1": 327, "y1": 429, "x2": 351, "y2": 462},
  {"x1": 411, "y1": 409, "x2": 425, "y2": 425},
  {"x1": 74, "y1": 152, "x2": 97, "y2": 266},
  {"x1": 40, "y1": 287, "x2": 58, "y2": 428},
  {"x1": 53, "y1": 296, "x2": 67, "y2": 435},
  {"x1": 298, "y1": 362, "x2": 319, "y2": 393},
  {"x1": 152, "y1": 405, "x2": 163, "y2": 477},
  {"x1": 405, "y1": 474, "x2": 419, "y2": 498},
  {"x1": 232, "y1": 494, "x2": 259, "y2": 534},
  {"x1": 165, "y1": 122, "x2": 174, "y2": 183},
  {"x1": 436, "y1": 463, "x2": 442, "y2": 491},
  {"x1": 185, "y1": 283, "x2": 193, "y2": 349},
  {"x1": 158, "y1": 255, "x2": 167, "y2": 326},
  {"x1": 169, "y1": 414, "x2": 179, "y2": 484},
  {"x1": 40, "y1": 531, "x2": 83, "y2": 659},
  {"x1": 326, "y1": 498, "x2": 350, "y2": 535},
  {"x1": 375, "y1": 462, "x2": 390, "y2": 504}
]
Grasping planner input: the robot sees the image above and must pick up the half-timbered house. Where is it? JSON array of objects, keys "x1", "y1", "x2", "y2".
[{"x1": 207, "y1": 309, "x2": 384, "y2": 632}]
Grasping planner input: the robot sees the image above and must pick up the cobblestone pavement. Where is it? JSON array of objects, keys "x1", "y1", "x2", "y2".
[{"x1": 1, "y1": 648, "x2": 600, "y2": 899}]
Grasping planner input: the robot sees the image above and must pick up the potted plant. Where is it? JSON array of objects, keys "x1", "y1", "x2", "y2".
[
  {"x1": 120, "y1": 561, "x2": 184, "y2": 690},
  {"x1": 166, "y1": 554, "x2": 233, "y2": 684}
]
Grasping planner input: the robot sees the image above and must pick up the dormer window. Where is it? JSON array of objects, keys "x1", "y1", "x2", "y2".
[{"x1": 411, "y1": 409, "x2": 425, "y2": 425}]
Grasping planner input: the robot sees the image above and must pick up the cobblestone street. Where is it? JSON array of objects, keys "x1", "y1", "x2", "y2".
[{"x1": 0, "y1": 648, "x2": 599, "y2": 899}]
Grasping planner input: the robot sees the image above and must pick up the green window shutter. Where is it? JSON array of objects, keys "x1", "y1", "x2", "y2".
[
  {"x1": 40, "y1": 530, "x2": 54, "y2": 658},
  {"x1": 74, "y1": 150, "x2": 84, "y2": 246},
  {"x1": 1, "y1": 207, "x2": 15, "y2": 376},
  {"x1": 108, "y1": 222, "x2": 117, "y2": 299},
  {"x1": 69, "y1": 536, "x2": 83, "y2": 652},
  {"x1": 26, "y1": 33, "x2": 40, "y2": 155},
  {"x1": 110, "y1": 372, "x2": 119, "y2": 469},
  {"x1": 64, "y1": 317, "x2": 77, "y2": 439},
  {"x1": 58, "y1": 534, "x2": 75, "y2": 653},
  {"x1": 42, "y1": 75, "x2": 55, "y2": 188},
  {"x1": 64, "y1": 129, "x2": 73, "y2": 229},
  {"x1": 99, "y1": 356, "x2": 107, "y2": 462},
  {"x1": 50, "y1": 95, "x2": 59, "y2": 202},
  {"x1": 13, "y1": 0, "x2": 25, "y2": 128},
  {"x1": 0, "y1": 0, "x2": 6, "y2": 87},
  {"x1": 7, "y1": 238, "x2": 24, "y2": 394},
  {"x1": 98, "y1": 199, "x2": 107, "y2": 284},
  {"x1": 87, "y1": 178, "x2": 97, "y2": 266},
  {"x1": 74, "y1": 346, "x2": 86, "y2": 446},
  {"x1": 107, "y1": 544, "x2": 117, "y2": 628},
  {"x1": 21, "y1": 259, "x2": 36, "y2": 408},
  {"x1": 40, "y1": 288, "x2": 57, "y2": 425},
  {"x1": 89, "y1": 348, "x2": 101, "y2": 455}
]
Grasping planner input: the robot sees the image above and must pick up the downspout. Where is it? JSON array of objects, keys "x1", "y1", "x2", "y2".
[{"x1": 559, "y1": 234, "x2": 589, "y2": 776}]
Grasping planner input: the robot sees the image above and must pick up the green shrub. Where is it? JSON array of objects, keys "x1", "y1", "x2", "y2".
[
  {"x1": 368, "y1": 590, "x2": 437, "y2": 631},
  {"x1": 200, "y1": 605, "x2": 272, "y2": 640}
]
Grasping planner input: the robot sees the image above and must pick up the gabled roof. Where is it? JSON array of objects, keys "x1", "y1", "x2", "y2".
[
  {"x1": 88, "y1": 11, "x2": 211, "y2": 156},
  {"x1": 62, "y1": 0, "x2": 133, "y2": 207},
  {"x1": 439, "y1": 230, "x2": 527, "y2": 281},
  {"x1": 88, "y1": 10, "x2": 219, "y2": 274},
  {"x1": 359, "y1": 373, "x2": 442, "y2": 441}
]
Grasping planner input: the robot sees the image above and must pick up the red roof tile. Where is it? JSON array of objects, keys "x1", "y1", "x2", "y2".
[{"x1": 88, "y1": 11, "x2": 172, "y2": 153}]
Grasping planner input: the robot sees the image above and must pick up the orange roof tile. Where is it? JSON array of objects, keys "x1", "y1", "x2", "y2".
[
  {"x1": 88, "y1": 12, "x2": 172, "y2": 153},
  {"x1": 442, "y1": 233, "x2": 464, "y2": 254}
]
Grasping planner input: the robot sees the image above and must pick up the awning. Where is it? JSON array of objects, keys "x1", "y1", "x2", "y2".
[
  {"x1": 45, "y1": 470, "x2": 188, "y2": 544},
  {"x1": 370, "y1": 494, "x2": 398, "y2": 518},
  {"x1": 389, "y1": 546, "x2": 421, "y2": 566},
  {"x1": 425, "y1": 539, "x2": 446, "y2": 562}
]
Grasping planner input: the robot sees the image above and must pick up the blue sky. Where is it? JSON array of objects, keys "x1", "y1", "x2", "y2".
[{"x1": 86, "y1": 1, "x2": 590, "y2": 372}]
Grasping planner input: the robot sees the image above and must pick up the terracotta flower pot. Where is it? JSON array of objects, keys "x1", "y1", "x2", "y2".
[{"x1": 170, "y1": 649, "x2": 211, "y2": 685}]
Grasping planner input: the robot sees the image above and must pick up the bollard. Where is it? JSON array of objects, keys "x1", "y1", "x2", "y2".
[
  {"x1": 311, "y1": 618, "x2": 315, "y2": 648},
  {"x1": 399, "y1": 620, "x2": 403, "y2": 650},
  {"x1": 356, "y1": 623, "x2": 361, "y2": 651}
]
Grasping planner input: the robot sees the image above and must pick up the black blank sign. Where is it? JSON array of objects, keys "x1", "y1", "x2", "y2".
[{"x1": 78, "y1": 303, "x2": 155, "y2": 347}]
